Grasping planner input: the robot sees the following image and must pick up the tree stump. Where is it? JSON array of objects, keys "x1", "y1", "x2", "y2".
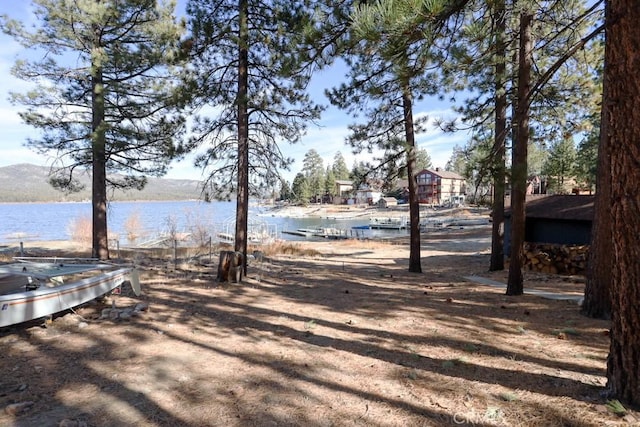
[{"x1": 217, "y1": 251, "x2": 244, "y2": 283}]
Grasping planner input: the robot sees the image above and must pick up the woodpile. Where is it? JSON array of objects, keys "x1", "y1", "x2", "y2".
[{"x1": 519, "y1": 243, "x2": 589, "y2": 275}]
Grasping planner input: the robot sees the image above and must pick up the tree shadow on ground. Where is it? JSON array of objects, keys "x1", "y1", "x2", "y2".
[{"x1": 0, "y1": 245, "x2": 620, "y2": 426}]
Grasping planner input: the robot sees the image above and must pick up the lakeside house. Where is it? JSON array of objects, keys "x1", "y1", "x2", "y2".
[
  {"x1": 354, "y1": 188, "x2": 382, "y2": 205},
  {"x1": 334, "y1": 180, "x2": 353, "y2": 196},
  {"x1": 415, "y1": 168, "x2": 466, "y2": 205}
]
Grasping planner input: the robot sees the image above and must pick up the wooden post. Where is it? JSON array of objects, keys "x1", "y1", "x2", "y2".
[
  {"x1": 230, "y1": 251, "x2": 243, "y2": 283},
  {"x1": 173, "y1": 239, "x2": 178, "y2": 270},
  {"x1": 217, "y1": 250, "x2": 244, "y2": 283},
  {"x1": 217, "y1": 250, "x2": 232, "y2": 282}
]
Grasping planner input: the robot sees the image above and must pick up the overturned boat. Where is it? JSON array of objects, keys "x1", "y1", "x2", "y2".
[{"x1": 0, "y1": 257, "x2": 139, "y2": 328}]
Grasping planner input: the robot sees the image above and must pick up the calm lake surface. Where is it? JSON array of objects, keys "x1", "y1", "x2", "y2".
[{"x1": 0, "y1": 200, "x2": 407, "y2": 244}]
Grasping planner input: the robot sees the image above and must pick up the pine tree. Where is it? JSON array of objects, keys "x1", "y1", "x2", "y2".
[
  {"x1": 574, "y1": 122, "x2": 599, "y2": 193},
  {"x1": 349, "y1": 161, "x2": 369, "y2": 192},
  {"x1": 279, "y1": 179, "x2": 293, "y2": 202},
  {"x1": 506, "y1": 6, "x2": 534, "y2": 296},
  {"x1": 446, "y1": 138, "x2": 493, "y2": 203},
  {"x1": 414, "y1": 149, "x2": 433, "y2": 174},
  {"x1": 542, "y1": 138, "x2": 577, "y2": 194},
  {"x1": 603, "y1": 0, "x2": 640, "y2": 406},
  {"x1": 332, "y1": 152, "x2": 351, "y2": 180},
  {"x1": 301, "y1": 149, "x2": 325, "y2": 203},
  {"x1": 185, "y1": 0, "x2": 323, "y2": 268},
  {"x1": 442, "y1": 0, "x2": 603, "y2": 274},
  {"x1": 325, "y1": 167, "x2": 337, "y2": 198},
  {"x1": 582, "y1": 115, "x2": 610, "y2": 319},
  {"x1": 291, "y1": 173, "x2": 310, "y2": 205},
  {"x1": 2, "y1": 0, "x2": 186, "y2": 259},
  {"x1": 507, "y1": 0, "x2": 603, "y2": 292},
  {"x1": 330, "y1": 0, "x2": 467, "y2": 273}
]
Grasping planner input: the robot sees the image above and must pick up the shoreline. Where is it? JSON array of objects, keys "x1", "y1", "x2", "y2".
[
  {"x1": 1, "y1": 203, "x2": 491, "y2": 249},
  {"x1": 259, "y1": 203, "x2": 490, "y2": 220}
]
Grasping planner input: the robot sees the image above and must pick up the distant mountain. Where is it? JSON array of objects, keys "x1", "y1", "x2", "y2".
[{"x1": 0, "y1": 164, "x2": 204, "y2": 203}]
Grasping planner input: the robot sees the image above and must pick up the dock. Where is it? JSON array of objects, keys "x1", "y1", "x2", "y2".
[{"x1": 282, "y1": 227, "x2": 351, "y2": 239}]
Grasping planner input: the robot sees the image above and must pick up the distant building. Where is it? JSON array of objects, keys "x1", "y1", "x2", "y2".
[
  {"x1": 355, "y1": 188, "x2": 382, "y2": 205},
  {"x1": 377, "y1": 197, "x2": 398, "y2": 208},
  {"x1": 415, "y1": 168, "x2": 466, "y2": 205},
  {"x1": 330, "y1": 180, "x2": 353, "y2": 204},
  {"x1": 334, "y1": 180, "x2": 353, "y2": 196}
]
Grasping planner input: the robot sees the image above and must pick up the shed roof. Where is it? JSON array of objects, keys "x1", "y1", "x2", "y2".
[{"x1": 505, "y1": 194, "x2": 594, "y2": 221}]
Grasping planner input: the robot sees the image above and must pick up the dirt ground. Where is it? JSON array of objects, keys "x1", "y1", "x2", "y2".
[{"x1": 1, "y1": 226, "x2": 638, "y2": 427}]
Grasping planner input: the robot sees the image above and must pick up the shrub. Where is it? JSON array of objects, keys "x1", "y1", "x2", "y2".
[
  {"x1": 124, "y1": 210, "x2": 144, "y2": 244},
  {"x1": 184, "y1": 208, "x2": 212, "y2": 247},
  {"x1": 67, "y1": 215, "x2": 92, "y2": 245}
]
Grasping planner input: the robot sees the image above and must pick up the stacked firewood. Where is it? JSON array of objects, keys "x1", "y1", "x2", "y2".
[{"x1": 518, "y1": 242, "x2": 589, "y2": 275}]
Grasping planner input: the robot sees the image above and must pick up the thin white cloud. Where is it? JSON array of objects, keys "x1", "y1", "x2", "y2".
[
  {"x1": 0, "y1": 106, "x2": 25, "y2": 127},
  {"x1": 0, "y1": 2, "x2": 472, "y2": 185},
  {"x1": 279, "y1": 105, "x2": 468, "y2": 183}
]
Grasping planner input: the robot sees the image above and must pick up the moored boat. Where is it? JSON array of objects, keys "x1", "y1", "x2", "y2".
[
  {"x1": 0, "y1": 258, "x2": 139, "y2": 328},
  {"x1": 282, "y1": 227, "x2": 350, "y2": 239},
  {"x1": 369, "y1": 217, "x2": 409, "y2": 230}
]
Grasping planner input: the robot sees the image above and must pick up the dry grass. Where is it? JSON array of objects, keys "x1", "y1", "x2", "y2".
[{"x1": 255, "y1": 241, "x2": 322, "y2": 257}]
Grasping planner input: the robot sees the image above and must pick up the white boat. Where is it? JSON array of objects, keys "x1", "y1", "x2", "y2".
[
  {"x1": 0, "y1": 258, "x2": 139, "y2": 328},
  {"x1": 281, "y1": 227, "x2": 349, "y2": 239},
  {"x1": 369, "y1": 217, "x2": 409, "y2": 230},
  {"x1": 312, "y1": 227, "x2": 349, "y2": 239},
  {"x1": 419, "y1": 217, "x2": 490, "y2": 230}
]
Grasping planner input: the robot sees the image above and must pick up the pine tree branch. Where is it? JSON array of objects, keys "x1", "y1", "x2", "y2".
[{"x1": 528, "y1": 23, "x2": 604, "y2": 106}]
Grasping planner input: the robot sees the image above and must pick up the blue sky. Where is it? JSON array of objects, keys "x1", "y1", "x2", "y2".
[{"x1": 0, "y1": 1, "x2": 468, "y2": 184}]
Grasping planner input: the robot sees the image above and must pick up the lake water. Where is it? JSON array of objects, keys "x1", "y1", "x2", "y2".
[{"x1": 0, "y1": 200, "x2": 408, "y2": 244}]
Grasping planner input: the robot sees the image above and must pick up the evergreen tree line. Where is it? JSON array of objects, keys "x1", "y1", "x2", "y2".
[
  {"x1": 282, "y1": 147, "x2": 433, "y2": 204},
  {"x1": 447, "y1": 121, "x2": 598, "y2": 198}
]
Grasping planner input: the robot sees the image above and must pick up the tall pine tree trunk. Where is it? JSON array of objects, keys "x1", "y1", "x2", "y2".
[
  {"x1": 605, "y1": 0, "x2": 640, "y2": 406},
  {"x1": 506, "y1": 9, "x2": 533, "y2": 296},
  {"x1": 235, "y1": 0, "x2": 249, "y2": 275},
  {"x1": 91, "y1": 28, "x2": 109, "y2": 261},
  {"x1": 581, "y1": 83, "x2": 612, "y2": 319},
  {"x1": 490, "y1": 0, "x2": 507, "y2": 272},
  {"x1": 402, "y1": 84, "x2": 422, "y2": 273}
]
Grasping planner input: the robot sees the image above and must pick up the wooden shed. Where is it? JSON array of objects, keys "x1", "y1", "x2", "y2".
[
  {"x1": 504, "y1": 195, "x2": 594, "y2": 256},
  {"x1": 377, "y1": 197, "x2": 398, "y2": 208}
]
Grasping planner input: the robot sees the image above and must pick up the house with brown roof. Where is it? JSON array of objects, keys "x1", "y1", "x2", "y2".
[
  {"x1": 415, "y1": 168, "x2": 466, "y2": 205},
  {"x1": 504, "y1": 194, "x2": 594, "y2": 255}
]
